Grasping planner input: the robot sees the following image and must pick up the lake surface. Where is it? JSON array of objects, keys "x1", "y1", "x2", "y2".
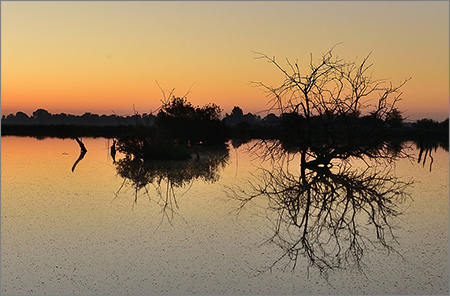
[{"x1": 1, "y1": 136, "x2": 448, "y2": 295}]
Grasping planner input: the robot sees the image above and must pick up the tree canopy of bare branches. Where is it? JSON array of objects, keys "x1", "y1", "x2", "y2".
[{"x1": 251, "y1": 46, "x2": 411, "y2": 166}]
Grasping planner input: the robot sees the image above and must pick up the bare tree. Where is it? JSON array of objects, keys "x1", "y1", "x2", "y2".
[{"x1": 251, "y1": 46, "x2": 411, "y2": 166}]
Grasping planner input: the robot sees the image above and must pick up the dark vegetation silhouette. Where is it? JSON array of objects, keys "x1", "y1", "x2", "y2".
[
  {"x1": 413, "y1": 118, "x2": 449, "y2": 171},
  {"x1": 1, "y1": 108, "x2": 155, "y2": 126},
  {"x1": 110, "y1": 140, "x2": 117, "y2": 163},
  {"x1": 115, "y1": 144, "x2": 229, "y2": 224},
  {"x1": 71, "y1": 137, "x2": 87, "y2": 172},
  {"x1": 2, "y1": 107, "x2": 447, "y2": 146},
  {"x1": 228, "y1": 46, "x2": 441, "y2": 278},
  {"x1": 116, "y1": 127, "x2": 192, "y2": 161},
  {"x1": 2, "y1": 107, "x2": 447, "y2": 170},
  {"x1": 155, "y1": 96, "x2": 228, "y2": 146},
  {"x1": 1, "y1": 108, "x2": 155, "y2": 139},
  {"x1": 111, "y1": 88, "x2": 230, "y2": 221},
  {"x1": 113, "y1": 92, "x2": 228, "y2": 161},
  {"x1": 231, "y1": 149, "x2": 412, "y2": 278},
  {"x1": 249, "y1": 47, "x2": 413, "y2": 165}
]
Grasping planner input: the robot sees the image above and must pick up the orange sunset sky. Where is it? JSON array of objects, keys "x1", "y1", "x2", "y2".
[{"x1": 1, "y1": 1, "x2": 449, "y2": 121}]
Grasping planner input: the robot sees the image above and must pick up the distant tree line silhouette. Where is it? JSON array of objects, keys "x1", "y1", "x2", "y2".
[
  {"x1": 2, "y1": 106, "x2": 448, "y2": 150},
  {"x1": 2, "y1": 107, "x2": 448, "y2": 129},
  {"x1": 1, "y1": 108, "x2": 156, "y2": 126},
  {"x1": 1, "y1": 106, "x2": 272, "y2": 127}
]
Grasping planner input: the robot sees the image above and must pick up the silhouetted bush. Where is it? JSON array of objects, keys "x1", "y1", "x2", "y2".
[{"x1": 155, "y1": 97, "x2": 228, "y2": 145}]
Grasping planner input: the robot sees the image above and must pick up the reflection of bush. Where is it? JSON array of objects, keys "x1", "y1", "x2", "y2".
[
  {"x1": 115, "y1": 145, "x2": 229, "y2": 221},
  {"x1": 116, "y1": 126, "x2": 192, "y2": 161},
  {"x1": 117, "y1": 137, "x2": 192, "y2": 161},
  {"x1": 116, "y1": 145, "x2": 229, "y2": 190}
]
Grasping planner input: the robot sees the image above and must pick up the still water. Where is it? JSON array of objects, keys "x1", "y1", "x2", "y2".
[{"x1": 1, "y1": 136, "x2": 448, "y2": 295}]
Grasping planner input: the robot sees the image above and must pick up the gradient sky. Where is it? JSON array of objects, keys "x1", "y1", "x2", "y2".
[{"x1": 1, "y1": 1, "x2": 449, "y2": 121}]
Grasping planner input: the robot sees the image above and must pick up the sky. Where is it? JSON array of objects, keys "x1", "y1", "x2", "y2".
[{"x1": 1, "y1": 1, "x2": 449, "y2": 121}]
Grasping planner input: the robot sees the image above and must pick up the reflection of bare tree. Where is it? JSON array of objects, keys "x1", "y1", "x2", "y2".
[
  {"x1": 71, "y1": 137, "x2": 87, "y2": 172},
  {"x1": 233, "y1": 154, "x2": 412, "y2": 277},
  {"x1": 115, "y1": 146, "x2": 229, "y2": 221}
]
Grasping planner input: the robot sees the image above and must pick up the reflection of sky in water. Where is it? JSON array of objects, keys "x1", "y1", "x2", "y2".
[{"x1": 1, "y1": 136, "x2": 448, "y2": 294}]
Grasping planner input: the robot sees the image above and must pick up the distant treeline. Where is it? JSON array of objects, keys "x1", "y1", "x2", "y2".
[
  {"x1": 0, "y1": 107, "x2": 288, "y2": 128},
  {"x1": 2, "y1": 107, "x2": 449, "y2": 147},
  {"x1": 2, "y1": 107, "x2": 448, "y2": 128},
  {"x1": 1, "y1": 109, "x2": 155, "y2": 126}
]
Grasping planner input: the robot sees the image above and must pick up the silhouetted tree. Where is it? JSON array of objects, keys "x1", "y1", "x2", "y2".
[
  {"x1": 414, "y1": 118, "x2": 439, "y2": 130},
  {"x1": 2, "y1": 111, "x2": 32, "y2": 124},
  {"x1": 385, "y1": 108, "x2": 404, "y2": 128},
  {"x1": 232, "y1": 106, "x2": 244, "y2": 117},
  {"x1": 155, "y1": 96, "x2": 227, "y2": 145},
  {"x1": 251, "y1": 46, "x2": 411, "y2": 166},
  {"x1": 223, "y1": 106, "x2": 262, "y2": 127},
  {"x1": 15, "y1": 111, "x2": 30, "y2": 121},
  {"x1": 263, "y1": 113, "x2": 280, "y2": 126},
  {"x1": 32, "y1": 108, "x2": 52, "y2": 124}
]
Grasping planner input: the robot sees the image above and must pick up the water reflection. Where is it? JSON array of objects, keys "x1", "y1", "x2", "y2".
[
  {"x1": 110, "y1": 139, "x2": 117, "y2": 163},
  {"x1": 415, "y1": 135, "x2": 449, "y2": 171},
  {"x1": 71, "y1": 137, "x2": 87, "y2": 172},
  {"x1": 233, "y1": 139, "x2": 415, "y2": 277},
  {"x1": 114, "y1": 144, "x2": 229, "y2": 219}
]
